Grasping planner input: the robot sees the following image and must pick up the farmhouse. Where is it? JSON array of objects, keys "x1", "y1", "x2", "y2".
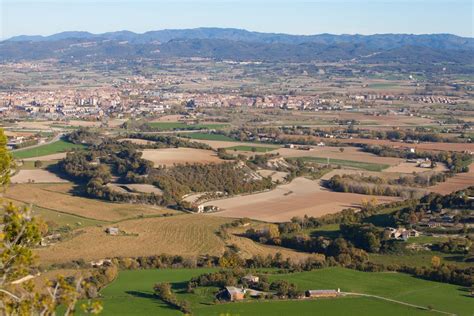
[
  {"x1": 90, "y1": 259, "x2": 112, "y2": 267},
  {"x1": 242, "y1": 274, "x2": 259, "y2": 283},
  {"x1": 105, "y1": 227, "x2": 119, "y2": 235},
  {"x1": 224, "y1": 286, "x2": 245, "y2": 301},
  {"x1": 197, "y1": 205, "x2": 220, "y2": 213},
  {"x1": 385, "y1": 227, "x2": 419, "y2": 241},
  {"x1": 305, "y1": 289, "x2": 341, "y2": 298}
]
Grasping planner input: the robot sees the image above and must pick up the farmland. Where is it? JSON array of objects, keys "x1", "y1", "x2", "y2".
[
  {"x1": 12, "y1": 139, "x2": 85, "y2": 159},
  {"x1": 35, "y1": 214, "x2": 308, "y2": 264},
  {"x1": 188, "y1": 138, "x2": 281, "y2": 150},
  {"x1": 179, "y1": 132, "x2": 236, "y2": 141},
  {"x1": 4, "y1": 183, "x2": 171, "y2": 221},
  {"x1": 226, "y1": 145, "x2": 278, "y2": 153},
  {"x1": 11, "y1": 169, "x2": 68, "y2": 183},
  {"x1": 141, "y1": 148, "x2": 224, "y2": 166},
  {"x1": 428, "y1": 162, "x2": 474, "y2": 194},
  {"x1": 36, "y1": 215, "x2": 227, "y2": 264},
  {"x1": 281, "y1": 135, "x2": 474, "y2": 153},
  {"x1": 0, "y1": 201, "x2": 106, "y2": 229},
  {"x1": 2, "y1": 33, "x2": 474, "y2": 316},
  {"x1": 289, "y1": 156, "x2": 389, "y2": 172},
  {"x1": 84, "y1": 267, "x2": 469, "y2": 316},
  {"x1": 266, "y1": 268, "x2": 472, "y2": 315},
  {"x1": 275, "y1": 146, "x2": 401, "y2": 165},
  {"x1": 146, "y1": 122, "x2": 228, "y2": 130},
  {"x1": 203, "y1": 177, "x2": 399, "y2": 222}
]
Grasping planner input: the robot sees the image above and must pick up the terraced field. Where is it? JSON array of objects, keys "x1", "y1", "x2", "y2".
[
  {"x1": 5, "y1": 183, "x2": 171, "y2": 221},
  {"x1": 36, "y1": 215, "x2": 228, "y2": 264}
]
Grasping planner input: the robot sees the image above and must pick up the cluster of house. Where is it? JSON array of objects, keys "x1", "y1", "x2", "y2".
[
  {"x1": 223, "y1": 274, "x2": 342, "y2": 301},
  {"x1": 196, "y1": 205, "x2": 220, "y2": 213},
  {"x1": 349, "y1": 94, "x2": 457, "y2": 105},
  {"x1": 417, "y1": 210, "x2": 472, "y2": 230},
  {"x1": 385, "y1": 227, "x2": 420, "y2": 241}
]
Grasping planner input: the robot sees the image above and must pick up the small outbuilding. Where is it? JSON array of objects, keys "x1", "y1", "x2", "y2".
[
  {"x1": 242, "y1": 274, "x2": 259, "y2": 283},
  {"x1": 305, "y1": 289, "x2": 340, "y2": 298},
  {"x1": 105, "y1": 227, "x2": 119, "y2": 235},
  {"x1": 224, "y1": 286, "x2": 245, "y2": 301}
]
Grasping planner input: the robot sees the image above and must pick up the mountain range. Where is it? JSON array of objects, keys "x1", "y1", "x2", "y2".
[{"x1": 1, "y1": 28, "x2": 473, "y2": 64}]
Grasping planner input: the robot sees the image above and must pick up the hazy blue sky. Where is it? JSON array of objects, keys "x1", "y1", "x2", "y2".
[{"x1": 1, "y1": 0, "x2": 472, "y2": 39}]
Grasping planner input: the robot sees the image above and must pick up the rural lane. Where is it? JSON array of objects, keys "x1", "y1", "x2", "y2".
[
  {"x1": 342, "y1": 292, "x2": 456, "y2": 316},
  {"x1": 11, "y1": 133, "x2": 63, "y2": 152}
]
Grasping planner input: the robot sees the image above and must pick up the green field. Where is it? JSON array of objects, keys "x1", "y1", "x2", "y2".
[
  {"x1": 147, "y1": 122, "x2": 228, "y2": 131},
  {"x1": 369, "y1": 250, "x2": 472, "y2": 269},
  {"x1": 266, "y1": 268, "x2": 471, "y2": 315},
  {"x1": 95, "y1": 268, "x2": 217, "y2": 316},
  {"x1": 180, "y1": 132, "x2": 237, "y2": 141},
  {"x1": 226, "y1": 145, "x2": 277, "y2": 152},
  {"x1": 12, "y1": 140, "x2": 85, "y2": 159},
  {"x1": 196, "y1": 297, "x2": 433, "y2": 316},
  {"x1": 294, "y1": 157, "x2": 389, "y2": 171},
  {"x1": 88, "y1": 267, "x2": 470, "y2": 316},
  {"x1": 367, "y1": 83, "x2": 401, "y2": 89}
]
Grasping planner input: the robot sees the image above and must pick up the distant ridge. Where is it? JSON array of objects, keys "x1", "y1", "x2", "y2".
[
  {"x1": 1, "y1": 28, "x2": 473, "y2": 64},
  {"x1": 6, "y1": 27, "x2": 473, "y2": 50}
]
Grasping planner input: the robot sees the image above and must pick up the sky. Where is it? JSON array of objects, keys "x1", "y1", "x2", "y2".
[{"x1": 1, "y1": 0, "x2": 473, "y2": 40}]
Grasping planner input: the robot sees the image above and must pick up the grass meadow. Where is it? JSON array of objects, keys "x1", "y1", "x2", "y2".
[
  {"x1": 86, "y1": 267, "x2": 471, "y2": 316},
  {"x1": 294, "y1": 156, "x2": 390, "y2": 171},
  {"x1": 179, "y1": 132, "x2": 237, "y2": 141},
  {"x1": 12, "y1": 140, "x2": 84, "y2": 159}
]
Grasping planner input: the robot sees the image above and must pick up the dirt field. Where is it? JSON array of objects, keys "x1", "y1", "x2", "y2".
[
  {"x1": 152, "y1": 115, "x2": 185, "y2": 122},
  {"x1": 4, "y1": 183, "x2": 172, "y2": 221},
  {"x1": 118, "y1": 138, "x2": 154, "y2": 145},
  {"x1": 124, "y1": 184, "x2": 163, "y2": 194},
  {"x1": 4, "y1": 130, "x2": 36, "y2": 137},
  {"x1": 23, "y1": 153, "x2": 67, "y2": 161},
  {"x1": 204, "y1": 177, "x2": 399, "y2": 222},
  {"x1": 141, "y1": 148, "x2": 223, "y2": 166},
  {"x1": 257, "y1": 169, "x2": 288, "y2": 182},
  {"x1": 36, "y1": 215, "x2": 226, "y2": 264},
  {"x1": 14, "y1": 121, "x2": 56, "y2": 130},
  {"x1": 428, "y1": 163, "x2": 474, "y2": 194},
  {"x1": 11, "y1": 169, "x2": 68, "y2": 184},
  {"x1": 35, "y1": 214, "x2": 312, "y2": 264},
  {"x1": 189, "y1": 139, "x2": 280, "y2": 150},
  {"x1": 275, "y1": 146, "x2": 402, "y2": 165},
  {"x1": 282, "y1": 135, "x2": 474, "y2": 153},
  {"x1": 384, "y1": 162, "x2": 448, "y2": 174}
]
